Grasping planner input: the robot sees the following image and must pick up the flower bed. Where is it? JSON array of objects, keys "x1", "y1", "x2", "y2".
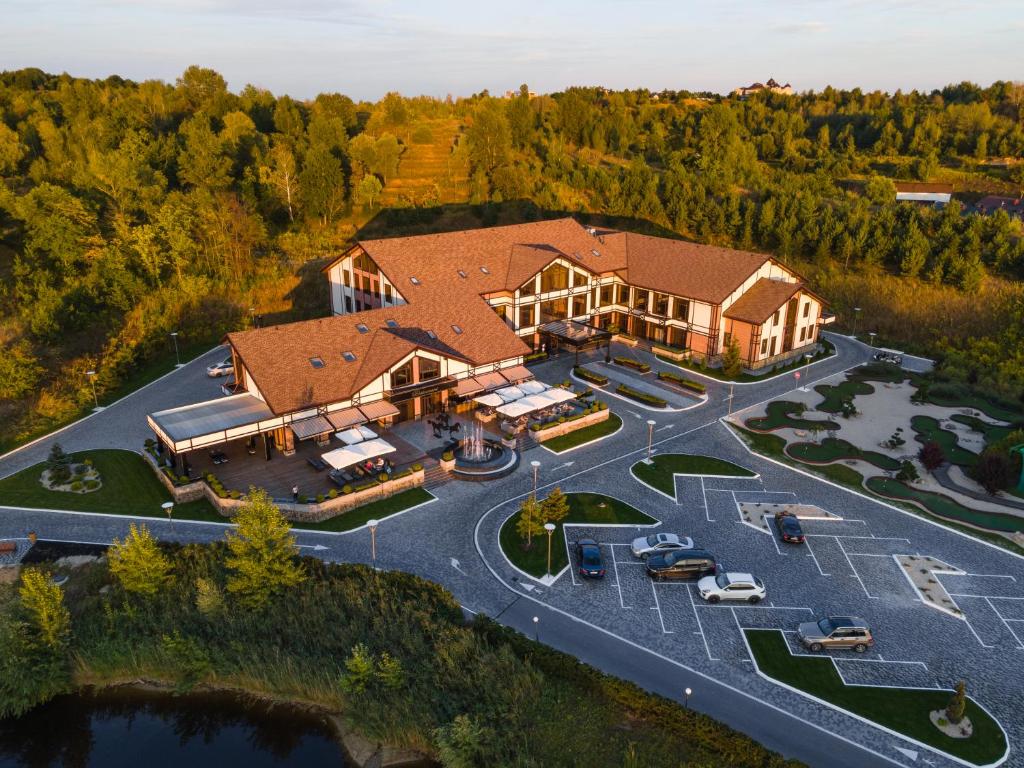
[
  {"x1": 615, "y1": 384, "x2": 667, "y2": 408},
  {"x1": 613, "y1": 356, "x2": 650, "y2": 373},
  {"x1": 532, "y1": 405, "x2": 610, "y2": 442},
  {"x1": 573, "y1": 367, "x2": 609, "y2": 386},
  {"x1": 656, "y1": 370, "x2": 706, "y2": 393}
]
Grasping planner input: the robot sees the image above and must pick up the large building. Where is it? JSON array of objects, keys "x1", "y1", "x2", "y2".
[
  {"x1": 894, "y1": 182, "x2": 953, "y2": 206},
  {"x1": 732, "y1": 78, "x2": 793, "y2": 98},
  {"x1": 149, "y1": 218, "x2": 828, "y2": 461}
]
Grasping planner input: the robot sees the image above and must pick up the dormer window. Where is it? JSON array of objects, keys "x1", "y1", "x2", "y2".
[
  {"x1": 452, "y1": 324, "x2": 463, "y2": 335},
  {"x1": 356, "y1": 323, "x2": 369, "y2": 334},
  {"x1": 342, "y1": 351, "x2": 356, "y2": 362},
  {"x1": 310, "y1": 357, "x2": 325, "y2": 369}
]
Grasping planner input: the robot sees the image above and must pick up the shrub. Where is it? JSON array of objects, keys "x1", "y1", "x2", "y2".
[
  {"x1": 216, "y1": 488, "x2": 228, "y2": 498},
  {"x1": 316, "y1": 493, "x2": 325, "y2": 503},
  {"x1": 896, "y1": 460, "x2": 919, "y2": 482},
  {"x1": 178, "y1": 474, "x2": 189, "y2": 484},
  {"x1": 656, "y1": 371, "x2": 705, "y2": 393},
  {"x1": 378, "y1": 472, "x2": 389, "y2": 483},
  {"x1": 525, "y1": 351, "x2": 548, "y2": 363},
  {"x1": 613, "y1": 356, "x2": 650, "y2": 373},
  {"x1": 971, "y1": 448, "x2": 1015, "y2": 494},
  {"x1": 615, "y1": 384, "x2": 667, "y2": 408},
  {"x1": 530, "y1": 423, "x2": 541, "y2": 432},
  {"x1": 411, "y1": 124, "x2": 433, "y2": 144},
  {"x1": 919, "y1": 441, "x2": 945, "y2": 470},
  {"x1": 558, "y1": 416, "x2": 566, "y2": 424},
  {"x1": 84, "y1": 480, "x2": 99, "y2": 490},
  {"x1": 342, "y1": 484, "x2": 353, "y2": 495},
  {"x1": 411, "y1": 463, "x2": 423, "y2": 472},
  {"x1": 442, "y1": 451, "x2": 454, "y2": 461},
  {"x1": 70, "y1": 481, "x2": 83, "y2": 492},
  {"x1": 328, "y1": 488, "x2": 338, "y2": 499},
  {"x1": 574, "y1": 367, "x2": 608, "y2": 386}
]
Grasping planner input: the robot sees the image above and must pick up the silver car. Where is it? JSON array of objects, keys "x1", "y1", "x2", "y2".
[
  {"x1": 631, "y1": 532, "x2": 694, "y2": 559},
  {"x1": 206, "y1": 357, "x2": 234, "y2": 377}
]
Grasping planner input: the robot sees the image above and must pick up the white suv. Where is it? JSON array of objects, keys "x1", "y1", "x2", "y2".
[{"x1": 697, "y1": 572, "x2": 766, "y2": 604}]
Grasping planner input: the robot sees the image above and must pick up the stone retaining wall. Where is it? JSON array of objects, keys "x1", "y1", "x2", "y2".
[{"x1": 533, "y1": 408, "x2": 610, "y2": 443}]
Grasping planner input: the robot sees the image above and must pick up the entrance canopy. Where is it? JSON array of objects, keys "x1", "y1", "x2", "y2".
[
  {"x1": 148, "y1": 394, "x2": 281, "y2": 453},
  {"x1": 539, "y1": 319, "x2": 612, "y2": 347},
  {"x1": 321, "y1": 439, "x2": 396, "y2": 470}
]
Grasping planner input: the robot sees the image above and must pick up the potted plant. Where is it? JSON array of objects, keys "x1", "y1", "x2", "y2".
[{"x1": 440, "y1": 450, "x2": 456, "y2": 472}]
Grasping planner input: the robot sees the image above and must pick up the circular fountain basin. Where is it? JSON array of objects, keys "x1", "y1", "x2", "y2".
[{"x1": 451, "y1": 439, "x2": 520, "y2": 481}]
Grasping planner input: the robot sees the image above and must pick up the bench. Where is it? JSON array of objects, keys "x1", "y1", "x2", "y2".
[{"x1": 0, "y1": 541, "x2": 16, "y2": 554}]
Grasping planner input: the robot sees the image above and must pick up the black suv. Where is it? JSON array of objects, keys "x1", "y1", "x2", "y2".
[{"x1": 646, "y1": 549, "x2": 717, "y2": 581}]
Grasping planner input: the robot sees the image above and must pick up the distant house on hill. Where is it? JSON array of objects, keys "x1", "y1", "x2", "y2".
[
  {"x1": 894, "y1": 182, "x2": 953, "y2": 206},
  {"x1": 502, "y1": 89, "x2": 537, "y2": 99},
  {"x1": 732, "y1": 78, "x2": 792, "y2": 98},
  {"x1": 975, "y1": 195, "x2": 1024, "y2": 219}
]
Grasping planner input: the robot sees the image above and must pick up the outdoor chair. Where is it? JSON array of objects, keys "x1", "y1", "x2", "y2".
[{"x1": 307, "y1": 456, "x2": 328, "y2": 472}]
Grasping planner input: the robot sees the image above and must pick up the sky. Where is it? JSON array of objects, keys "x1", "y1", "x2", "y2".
[{"x1": 2, "y1": 0, "x2": 1023, "y2": 101}]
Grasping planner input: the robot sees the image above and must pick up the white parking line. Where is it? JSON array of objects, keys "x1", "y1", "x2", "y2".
[
  {"x1": 700, "y1": 476, "x2": 716, "y2": 522},
  {"x1": 566, "y1": 534, "x2": 579, "y2": 587},
  {"x1": 986, "y1": 597, "x2": 1024, "y2": 649},
  {"x1": 764, "y1": 518, "x2": 785, "y2": 556},
  {"x1": 836, "y1": 536, "x2": 878, "y2": 599},
  {"x1": 610, "y1": 545, "x2": 629, "y2": 609},
  {"x1": 950, "y1": 593, "x2": 1024, "y2": 600},
  {"x1": 804, "y1": 536, "x2": 831, "y2": 577},
  {"x1": 964, "y1": 573, "x2": 1017, "y2": 581},
  {"x1": 650, "y1": 579, "x2": 674, "y2": 635},
  {"x1": 685, "y1": 583, "x2": 717, "y2": 659}
]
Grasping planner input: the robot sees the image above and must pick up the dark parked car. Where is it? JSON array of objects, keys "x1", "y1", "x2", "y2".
[
  {"x1": 645, "y1": 549, "x2": 717, "y2": 581},
  {"x1": 575, "y1": 538, "x2": 606, "y2": 579},
  {"x1": 775, "y1": 511, "x2": 805, "y2": 544}
]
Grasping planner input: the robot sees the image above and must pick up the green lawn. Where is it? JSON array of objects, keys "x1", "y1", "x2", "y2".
[
  {"x1": 866, "y1": 476, "x2": 1024, "y2": 534},
  {"x1": 813, "y1": 379, "x2": 875, "y2": 413},
  {"x1": 745, "y1": 401, "x2": 841, "y2": 433},
  {"x1": 631, "y1": 453, "x2": 756, "y2": 497},
  {"x1": 787, "y1": 437, "x2": 901, "y2": 471},
  {"x1": 294, "y1": 487, "x2": 434, "y2": 533},
  {"x1": 0, "y1": 449, "x2": 220, "y2": 522},
  {"x1": 500, "y1": 493, "x2": 656, "y2": 578},
  {"x1": 950, "y1": 414, "x2": 1013, "y2": 444},
  {"x1": 542, "y1": 413, "x2": 623, "y2": 453},
  {"x1": 655, "y1": 340, "x2": 834, "y2": 383},
  {"x1": 746, "y1": 629, "x2": 1007, "y2": 766},
  {"x1": 927, "y1": 393, "x2": 1023, "y2": 424},
  {"x1": 910, "y1": 415, "x2": 979, "y2": 467}
]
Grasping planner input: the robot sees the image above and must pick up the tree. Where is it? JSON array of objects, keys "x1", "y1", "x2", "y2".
[
  {"x1": 259, "y1": 142, "x2": 299, "y2": 221},
  {"x1": 299, "y1": 145, "x2": 345, "y2": 224},
  {"x1": 0, "y1": 341, "x2": 43, "y2": 400},
  {"x1": 863, "y1": 175, "x2": 896, "y2": 206},
  {"x1": 45, "y1": 443, "x2": 72, "y2": 485},
  {"x1": 224, "y1": 488, "x2": 305, "y2": 609},
  {"x1": 371, "y1": 133, "x2": 401, "y2": 183},
  {"x1": 896, "y1": 460, "x2": 920, "y2": 483},
  {"x1": 0, "y1": 122, "x2": 26, "y2": 176},
  {"x1": 348, "y1": 133, "x2": 377, "y2": 179},
  {"x1": 541, "y1": 487, "x2": 570, "y2": 526},
  {"x1": 354, "y1": 175, "x2": 382, "y2": 210},
  {"x1": 721, "y1": 336, "x2": 743, "y2": 377},
  {"x1": 465, "y1": 99, "x2": 512, "y2": 177},
  {"x1": 19, "y1": 570, "x2": 70, "y2": 650},
  {"x1": 434, "y1": 714, "x2": 493, "y2": 768},
  {"x1": 515, "y1": 495, "x2": 544, "y2": 548},
  {"x1": 946, "y1": 681, "x2": 967, "y2": 725},
  {"x1": 108, "y1": 523, "x2": 173, "y2": 597},
  {"x1": 971, "y1": 448, "x2": 1014, "y2": 495},
  {"x1": 919, "y1": 441, "x2": 945, "y2": 471}
]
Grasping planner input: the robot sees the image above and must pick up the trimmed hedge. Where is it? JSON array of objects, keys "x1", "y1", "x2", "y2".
[
  {"x1": 574, "y1": 367, "x2": 609, "y2": 386},
  {"x1": 524, "y1": 350, "x2": 549, "y2": 364},
  {"x1": 657, "y1": 370, "x2": 706, "y2": 393},
  {"x1": 613, "y1": 356, "x2": 651, "y2": 373},
  {"x1": 616, "y1": 384, "x2": 667, "y2": 408}
]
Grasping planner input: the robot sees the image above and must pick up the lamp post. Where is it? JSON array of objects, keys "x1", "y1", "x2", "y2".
[
  {"x1": 367, "y1": 518, "x2": 379, "y2": 566},
  {"x1": 161, "y1": 501, "x2": 174, "y2": 526},
  {"x1": 851, "y1": 307, "x2": 861, "y2": 339},
  {"x1": 249, "y1": 306, "x2": 256, "y2": 328},
  {"x1": 868, "y1": 331, "x2": 877, "y2": 349},
  {"x1": 645, "y1": 419, "x2": 656, "y2": 463},
  {"x1": 544, "y1": 522, "x2": 556, "y2": 576},
  {"x1": 170, "y1": 331, "x2": 181, "y2": 367},
  {"x1": 85, "y1": 370, "x2": 99, "y2": 409},
  {"x1": 530, "y1": 460, "x2": 541, "y2": 500},
  {"x1": 684, "y1": 687, "x2": 692, "y2": 709},
  {"x1": 532, "y1": 615, "x2": 539, "y2": 642}
]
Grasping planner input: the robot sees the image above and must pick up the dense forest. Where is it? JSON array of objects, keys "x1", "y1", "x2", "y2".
[{"x1": 1, "y1": 67, "x2": 1022, "y2": 449}]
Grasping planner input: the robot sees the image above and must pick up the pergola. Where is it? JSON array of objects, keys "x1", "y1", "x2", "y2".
[{"x1": 539, "y1": 319, "x2": 613, "y2": 365}]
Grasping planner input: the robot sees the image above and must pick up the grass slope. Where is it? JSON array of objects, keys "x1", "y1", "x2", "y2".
[
  {"x1": 745, "y1": 401, "x2": 841, "y2": 433},
  {"x1": 631, "y1": 454, "x2": 756, "y2": 497},
  {"x1": 0, "y1": 449, "x2": 219, "y2": 521},
  {"x1": 500, "y1": 493, "x2": 655, "y2": 578},
  {"x1": 866, "y1": 477, "x2": 1024, "y2": 534},
  {"x1": 542, "y1": 413, "x2": 622, "y2": 453},
  {"x1": 787, "y1": 437, "x2": 901, "y2": 471},
  {"x1": 295, "y1": 487, "x2": 434, "y2": 533},
  {"x1": 746, "y1": 629, "x2": 1006, "y2": 766}
]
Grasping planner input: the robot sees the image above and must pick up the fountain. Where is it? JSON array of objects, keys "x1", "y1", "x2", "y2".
[{"x1": 451, "y1": 419, "x2": 519, "y2": 481}]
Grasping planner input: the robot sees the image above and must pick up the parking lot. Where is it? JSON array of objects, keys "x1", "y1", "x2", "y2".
[{"x1": 484, "y1": 427, "x2": 1024, "y2": 768}]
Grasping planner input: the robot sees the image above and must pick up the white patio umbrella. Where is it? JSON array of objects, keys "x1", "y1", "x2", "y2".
[
  {"x1": 496, "y1": 400, "x2": 535, "y2": 418},
  {"x1": 322, "y1": 438, "x2": 396, "y2": 469},
  {"x1": 473, "y1": 393, "x2": 504, "y2": 407},
  {"x1": 517, "y1": 380, "x2": 548, "y2": 395},
  {"x1": 494, "y1": 386, "x2": 525, "y2": 402},
  {"x1": 535, "y1": 387, "x2": 578, "y2": 405}
]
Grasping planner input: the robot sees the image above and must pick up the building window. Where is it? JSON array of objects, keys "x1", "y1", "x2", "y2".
[
  {"x1": 572, "y1": 294, "x2": 587, "y2": 317},
  {"x1": 616, "y1": 284, "x2": 630, "y2": 306},
  {"x1": 344, "y1": 296, "x2": 352, "y2": 313},
  {"x1": 410, "y1": 276, "x2": 421, "y2": 286},
  {"x1": 600, "y1": 284, "x2": 613, "y2": 305},
  {"x1": 519, "y1": 304, "x2": 535, "y2": 328},
  {"x1": 672, "y1": 298, "x2": 689, "y2": 321},
  {"x1": 540, "y1": 297, "x2": 568, "y2": 322},
  {"x1": 494, "y1": 304, "x2": 507, "y2": 320},
  {"x1": 540, "y1": 263, "x2": 569, "y2": 292},
  {"x1": 773, "y1": 310, "x2": 781, "y2": 326},
  {"x1": 573, "y1": 269, "x2": 589, "y2": 288},
  {"x1": 384, "y1": 283, "x2": 392, "y2": 304},
  {"x1": 342, "y1": 269, "x2": 351, "y2": 287},
  {"x1": 419, "y1": 357, "x2": 440, "y2": 380},
  {"x1": 385, "y1": 319, "x2": 398, "y2": 328},
  {"x1": 653, "y1": 292, "x2": 669, "y2": 316},
  {"x1": 480, "y1": 266, "x2": 491, "y2": 274},
  {"x1": 519, "y1": 277, "x2": 536, "y2": 297},
  {"x1": 799, "y1": 327, "x2": 806, "y2": 342},
  {"x1": 391, "y1": 360, "x2": 414, "y2": 388},
  {"x1": 803, "y1": 302, "x2": 810, "y2": 318},
  {"x1": 631, "y1": 289, "x2": 648, "y2": 311},
  {"x1": 760, "y1": 339, "x2": 768, "y2": 355}
]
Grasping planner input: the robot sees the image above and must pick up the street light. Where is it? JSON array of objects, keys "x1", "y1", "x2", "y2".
[
  {"x1": 367, "y1": 518, "x2": 379, "y2": 566},
  {"x1": 684, "y1": 687, "x2": 692, "y2": 708},
  {"x1": 544, "y1": 522, "x2": 556, "y2": 576},
  {"x1": 84, "y1": 370, "x2": 99, "y2": 409},
  {"x1": 249, "y1": 306, "x2": 256, "y2": 328},
  {"x1": 532, "y1": 615, "x2": 540, "y2": 642},
  {"x1": 170, "y1": 331, "x2": 182, "y2": 367},
  {"x1": 645, "y1": 419, "x2": 656, "y2": 463},
  {"x1": 868, "y1": 331, "x2": 877, "y2": 349},
  {"x1": 530, "y1": 460, "x2": 541, "y2": 500},
  {"x1": 161, "y1": 501, "x2": 174, "y2": 525},
  {"x1": 851, "y1": 307, "x2": 861, "y2": 339}
]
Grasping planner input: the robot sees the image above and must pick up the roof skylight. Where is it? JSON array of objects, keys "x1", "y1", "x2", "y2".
[
  {"x1": 386, "y1": 319, "x2": 399, "y2": 328},
  {"x1": 426, "y1": 330, "x2": 437, "y2": 339},
  {"x1": 452, "y1": 324, "x2": 463, "y2": 334},
  {"x1": 356, "y1": 323, "x2": 369, "y2": 334},
  {"x1": 342, "y1": 351, "x2": 356, "y2": 362},
  {"x1": 457, "y1": 270, "x2": 467, "y2": 278},
  {"x1": 310, "y1": 357, "x2": 325, "y2": 369},
  {"x1": 480, "y1": 266, "x2": 490, "y2": 274},
  {"x1": 410, "y1": 276, "x2": 421, "y2": 285}
]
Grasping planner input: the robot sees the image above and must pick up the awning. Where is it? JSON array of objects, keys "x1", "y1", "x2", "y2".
[
  {"x1": 454, "y1": 377, "x2": 484, "y2": 397},
  {"x1": 495, "y1": 386, "x2": 525, "y2": 402},
  {"x1": 496, "y1": 400, "x2": 536, "y2": 418},
  {"x1": 475, "y1": 371, "x2": 508, "y2": 390},
  {"x1": 516, "y1": 394, "x2": 556, "y2": 412},
  {"x1": 327, "y1": 407, "x2": 366, "y2": 430},
  {"x1": 473, "y1": 393, "x2": 504, "y2": 407},
  {"x1": 535, "y1": 387, "x2": 577, "y2": 405},
  {"x1": 359, "y1": 400, "x2": 400, "y2": 421},
  {"x1": 290, "y1": 415, "x2": 333, "y2": 441},
  {"x1": 337, "y1": 425, "x2": 378, "y2": 445},
  {"x1": 518, "y1": 380, "x2": 548, "y2": 395},
  {"x1": 148, "y1": 394, "x2": 281, "y2": 453},
  {"x1": 321, "y1": 438, "x2": 396, "y2": 470},
  {"x1": 500, "y1": 365, "x2": 533, "y2": 383}
]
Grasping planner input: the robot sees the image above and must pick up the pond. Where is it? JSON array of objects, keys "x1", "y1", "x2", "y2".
[{"x1": 0, "y1": 687, "x2": 348, "y2": 767}]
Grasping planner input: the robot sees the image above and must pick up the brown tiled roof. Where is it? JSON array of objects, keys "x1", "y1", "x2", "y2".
[
  {"x1": 723, "y1": 278, "x2": 803, "y2": 325},
  {"x1": 894, "y1": 182, "x2": 953, "y2": 194},
  {"x1": 226, "y1": 299, "x2": 528, "y2": 415}
]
